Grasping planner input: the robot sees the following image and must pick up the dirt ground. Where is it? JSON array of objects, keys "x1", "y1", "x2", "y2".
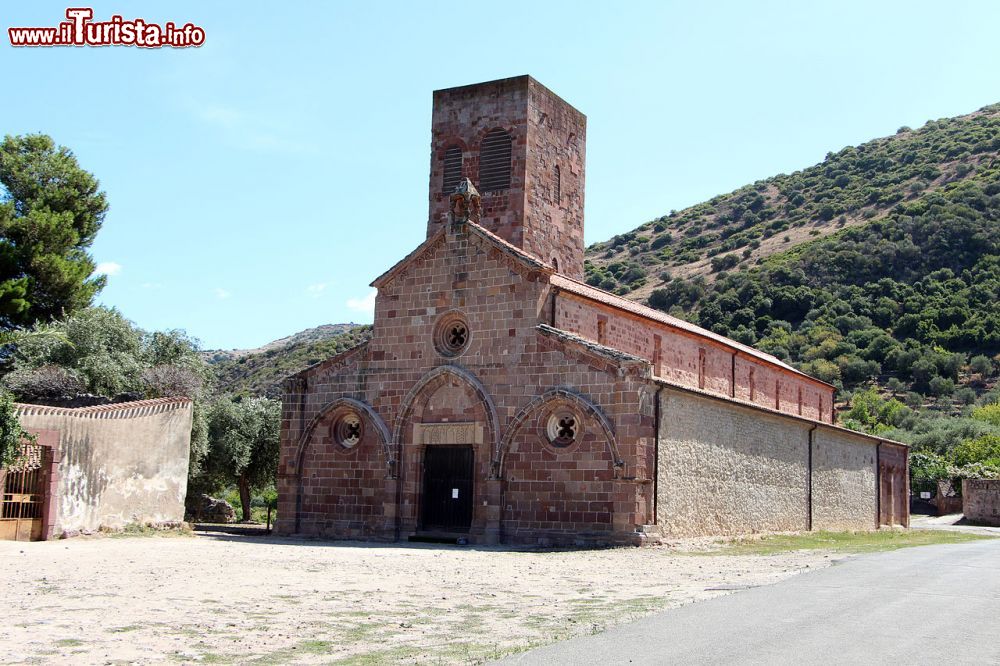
[{"x1": 0, "y1": 532, "x2": 833, "y2": 664}]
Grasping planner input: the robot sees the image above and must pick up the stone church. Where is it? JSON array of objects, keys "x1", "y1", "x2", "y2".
[{"x1": 276, "y1": 76, "x2": 908, "y2": 545}]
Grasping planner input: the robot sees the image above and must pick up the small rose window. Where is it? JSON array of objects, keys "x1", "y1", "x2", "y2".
[
  {"x1": 334, "y1": 412, "x2": 363, "y2": 449},
  {"x1": 434, "y1": 312, "x2": 471, "y2": 357},
  {"x1": 546, "y1": 409, "x2": 581, "y2": 448}
]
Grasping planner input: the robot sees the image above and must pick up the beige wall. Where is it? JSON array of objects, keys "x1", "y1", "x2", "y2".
[
  {"x1": 17, "y1": 399, "x2": 193, "y2": 534},
  {"x1": 812, "y1": 429, "x2": 877, "y2": 530},
  {"x1": 656, "y1": 388, "x2": 881, "y2": 536},
  {"x1": 657, "y1": 389, "x2": 810, "y2": 536}
]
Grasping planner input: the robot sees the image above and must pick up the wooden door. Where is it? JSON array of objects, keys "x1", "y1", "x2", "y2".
[
  {"x1": 1, "y1": 443, "x2": 45, "y2": 541},
  {"x1": 421, "y1": 446, "x2": 474, "y2": 532}
]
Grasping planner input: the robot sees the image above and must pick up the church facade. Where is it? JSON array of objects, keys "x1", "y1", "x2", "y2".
[{"x1": 275, "y1": 76, "x2": 908, "y2": 545}]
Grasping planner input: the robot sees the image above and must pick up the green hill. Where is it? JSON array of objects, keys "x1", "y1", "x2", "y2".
[
  {"x1": 586, "y1": 103, "x2": 1000, "y2": 301},
  {"x1": 583, "y1": 102, "x2": 1000, "y2": 480},
  {"x1": 205, "y1": 323, "x2": 372, "y2": 398}
]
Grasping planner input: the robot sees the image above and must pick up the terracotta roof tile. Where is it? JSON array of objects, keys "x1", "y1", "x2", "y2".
[{"x1": 16, "y1": 397, "x2": 192, "y2": 419}]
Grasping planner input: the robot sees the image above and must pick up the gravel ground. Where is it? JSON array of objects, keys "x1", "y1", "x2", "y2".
[{"x1": 0, "y1": 532, "x2": 833, "y2": 664}]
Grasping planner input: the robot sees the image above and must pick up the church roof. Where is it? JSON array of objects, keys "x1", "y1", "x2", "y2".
[{"x1": 550, "y1": 273, "x2": 834, "y2": 389}]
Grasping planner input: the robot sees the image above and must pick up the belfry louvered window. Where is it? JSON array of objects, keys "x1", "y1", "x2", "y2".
[
  {"x1": 442, "y1": 146, "x2": 463, "y2": 193},
  {"x1": 479, "y1": 129, "x2": 512, "y2": 191}
]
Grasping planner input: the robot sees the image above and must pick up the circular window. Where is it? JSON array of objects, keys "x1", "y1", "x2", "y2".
[
  {"x1": 433, "y1": 312, "x2": 471, "y2": 357},
  {"x1": 546, "y1": 409, "x2": 581, "y2": 448},
  {"x1": 333, "y1": 412, "x2": 363, "y2": 449}
]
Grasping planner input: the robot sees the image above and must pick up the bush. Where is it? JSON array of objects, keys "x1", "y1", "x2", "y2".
[
  {"x1": 3, "y1": 365, "x2": 86, "y2": 401},
  {"x1": 970, "y1": 354, "x2": 995, "y2": 377},
  {"x1": 952, "y1": 434, "x2": 1000, "y2": 467},
  {"x1": 928, "y1": 376, "x2": 955, "y2": 397},
  {"x1": 955, "y1": 387, "x2": 978, "y2": 405},
  {"x1": 973, "y1": 403, "x2": 1000, "y2": 427}
]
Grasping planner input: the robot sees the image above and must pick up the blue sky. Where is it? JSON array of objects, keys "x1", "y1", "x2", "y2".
[{"x1": 3, "y1": 1, "x2": 999, "y2": 350}]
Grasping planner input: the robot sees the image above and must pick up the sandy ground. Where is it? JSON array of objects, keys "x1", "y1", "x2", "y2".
[{"x1": 0, "y1": 532, "x2": 833, "y2": 665}]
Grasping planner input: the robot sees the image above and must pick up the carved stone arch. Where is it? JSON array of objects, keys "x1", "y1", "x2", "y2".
[
  {"x1": 496, "y1": 387, "x2": 623, "y2": 478},
  {"x1": 391, "y1": 364, "x2": 500, "y2": 470},
  {"x1": 293, "y1": 397, "x2": 392, "y2": 475}
]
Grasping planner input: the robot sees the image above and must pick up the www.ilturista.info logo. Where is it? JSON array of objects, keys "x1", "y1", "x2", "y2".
[{"x1": 8, "y1": 8, "x2": 205, "y2": 48}]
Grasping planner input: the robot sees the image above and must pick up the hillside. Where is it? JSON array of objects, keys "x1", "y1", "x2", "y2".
[
  {"x1": 586, "y1": 101, "x2": 1000, "y2": 481},
  {"x1": 206, "y1": 323, "x2": 372, "y2": 397},
  {"x1": 585, "y1": 103, "x2": 1000, "y2": 300}
]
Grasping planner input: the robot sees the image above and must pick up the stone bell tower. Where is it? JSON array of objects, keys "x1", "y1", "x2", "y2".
[{"x1": 427, "y1": 75, "x2": 587, "y2": 278}]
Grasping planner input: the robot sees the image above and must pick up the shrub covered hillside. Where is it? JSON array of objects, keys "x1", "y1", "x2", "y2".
[
  {"x1": 671, "y1": 179, "x2": 1000, "y2": 395},
  {"x1": 588, "y1": 101, "x2": 1000, "y2": 486},
  {"x1": 586, "y1": 103, "x2": 1000, "y2": 298},
  {"x1": 206, "y1": 324, "x2": 372, "y2": 398}
]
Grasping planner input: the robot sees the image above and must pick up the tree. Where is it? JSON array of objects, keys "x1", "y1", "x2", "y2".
[
  {"x1": 0, "y1": 389, "x2": 33, "y2": 469},
  {"x1": 4, "y1": 307, "x2": 144, "y2": 398},
  {"x1": 200, "y1": 397, "x2": 280, "y2": 521},
  {"x1": 1, "y1": 306, "x2": 211, "y2": 479},
  {"x1": 0, "y1": 134, "x2": 108, "y2": 328},
  {"x1": 841, "y1": 386, "x2": 909, "y2": 434}
]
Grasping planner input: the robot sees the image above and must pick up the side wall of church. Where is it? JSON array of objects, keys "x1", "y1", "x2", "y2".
[
  {"x1": 655, "y1": 387, "x2": 881, "y2": 536},
  {"x1": 553, "y1": 293, "x2": 832, "y2": 422},
  {"x1": 812, "y1": 428, "x2": 878, "y2": 531}
]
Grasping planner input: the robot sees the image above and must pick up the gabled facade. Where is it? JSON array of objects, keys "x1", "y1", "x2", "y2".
[{"x1": 275, "y1": 76, "x2": 908, "y2": 545}]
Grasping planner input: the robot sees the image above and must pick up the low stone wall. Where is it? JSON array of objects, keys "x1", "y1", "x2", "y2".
[
  {"x1": 963, "y1": 479, "x2": 1000, "y2": 526},
  {"x1": 935, "y1": 479, "x2": 963, "y2": 516},
  {"x1": 17, "y1": 398, "x2": 193, "y2": 535}
]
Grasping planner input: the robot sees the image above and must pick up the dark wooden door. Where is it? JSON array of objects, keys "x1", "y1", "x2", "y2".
[{"x1": 422, "y1": 446, "x2": 474, "y2": 532}]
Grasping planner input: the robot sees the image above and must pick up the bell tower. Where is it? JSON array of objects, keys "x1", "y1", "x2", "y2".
[{"x1": 427, "y1": 75, "x2": 587, "y2": 278}]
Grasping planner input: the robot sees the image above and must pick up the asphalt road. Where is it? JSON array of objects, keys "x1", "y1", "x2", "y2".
[{"x1": 503, "y1": 538, "x2": 1000, "y2": 665}]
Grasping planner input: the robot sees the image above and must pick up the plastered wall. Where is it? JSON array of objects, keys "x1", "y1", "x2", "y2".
[{"x1": 17, "y1": 399, "x2": 193, "y2": 534}]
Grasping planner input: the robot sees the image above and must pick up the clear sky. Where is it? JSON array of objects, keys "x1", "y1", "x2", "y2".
[{"x1": 3, "y1": 1, "x2": 999, "y2": 350}]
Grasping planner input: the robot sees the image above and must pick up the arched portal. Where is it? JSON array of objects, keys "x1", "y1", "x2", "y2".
[{"x1": 392, "y1": 365, "x2": 498, "y2": 536}]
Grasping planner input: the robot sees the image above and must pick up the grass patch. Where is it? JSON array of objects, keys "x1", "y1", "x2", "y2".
[
  {"x1": 54, "y1": 639, "x2": 84, "y2": 648},
  {"x1": 105, "y1": 523, "x2": 193, "y2": 539},
  {"x1": 109, "y1": 624, "x2": 143, "y2": 633},
  {"x1": 709, "y1": 529, "x2": 994, "y2": 556}
]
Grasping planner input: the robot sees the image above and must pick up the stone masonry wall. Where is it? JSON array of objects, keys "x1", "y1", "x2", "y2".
[
  {"x1": 277, "y1": 225, "x2": 655, "y2": 545},
  {"x1": 963, "y1": 479, "x2": 1000, "y2": 526},
  {"x1": 523, "y1": 78, "x2": 587, "y2": 277},
  {"x1": 427, "y1": 76, "x2": 586, "y2": 279},
  {"x1": 17, "y1": 399, "x2": 193, "y2": 535},
  {"x1": 656, "y1": 387, "x2": 883, "y2": 536},
  {"x1": 812, "y1": 428, "x2": 877, "y2": 531},
  {"x1": 555, "y1": 293, "x2": 829, "y2": 422},
  {"x1": 656, "y1": 388, "x2": 811, "y2": 536}
]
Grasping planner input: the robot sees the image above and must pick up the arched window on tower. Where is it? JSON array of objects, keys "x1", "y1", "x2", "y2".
[
  {"x1": 442, "y1": 145, "x2": 463, "y2": 193},
  {"x1": 554, "y1": 164, "x2": 561, "y2": 204},
  {"x1": 479, "y1": 129, "x2": 512, "y2": 191}
]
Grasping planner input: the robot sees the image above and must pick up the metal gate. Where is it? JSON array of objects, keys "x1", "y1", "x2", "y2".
[
  {"x1": 1, "y1": 442, "x2": 45, "y2": 541},
  {"x1": 421, "y1": 445, "x2": 474, "y2": 532}
]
